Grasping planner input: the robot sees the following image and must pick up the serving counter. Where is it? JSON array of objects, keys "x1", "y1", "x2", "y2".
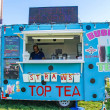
[{"x1": 17, "y1": 59, "x2": 84, "y2": 73}]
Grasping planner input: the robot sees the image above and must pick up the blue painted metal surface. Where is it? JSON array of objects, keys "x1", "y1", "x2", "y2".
[{"x1": 0, "y1": 23, "x2": 110, "y2": 102}]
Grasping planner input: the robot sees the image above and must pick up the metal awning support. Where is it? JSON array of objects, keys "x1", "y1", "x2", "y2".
[
  {"x1": 17, "y1": 34, "x2": 26, "y2": 41},
  {"x1": 18, "y1": 63, "x2": 23, "y2": 73},
  {"x1": 81, "y1": 63, "x2": 83, "y2": 73}
]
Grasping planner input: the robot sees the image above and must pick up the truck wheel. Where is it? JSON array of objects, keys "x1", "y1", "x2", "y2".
[{"x1": 56, "y1": 100, "x2": 74, "y2": 108}]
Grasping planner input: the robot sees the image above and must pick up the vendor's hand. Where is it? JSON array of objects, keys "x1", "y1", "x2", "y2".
[{"x1": 42, "y1": 57, "x2": 45, "y2": 59}]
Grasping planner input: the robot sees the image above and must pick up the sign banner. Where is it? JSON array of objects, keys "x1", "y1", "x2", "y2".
[
  {"x1": 86, "y1": 29, "x2": 110, "y2": 72},
  {"x1": 29, "y1": 6, "x2": 78, "y2": 24},
  {"x1": 23, "y1": 73, "x2": 80, "y2": 83}
]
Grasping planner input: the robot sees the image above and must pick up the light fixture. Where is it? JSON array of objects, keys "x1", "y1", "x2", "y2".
[{"x1": 32, "y1": 36, "x2": 74, "y2": 39}]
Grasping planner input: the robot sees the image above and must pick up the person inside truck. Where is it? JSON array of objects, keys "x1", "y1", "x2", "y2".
[{"x1": 30, "y1": 45, "x2": 45, "y2": 60}]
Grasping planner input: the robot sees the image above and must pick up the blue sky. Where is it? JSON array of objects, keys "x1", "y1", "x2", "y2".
[{"x1": 3, "y1": 0, "x2": 110, "y2": 25}]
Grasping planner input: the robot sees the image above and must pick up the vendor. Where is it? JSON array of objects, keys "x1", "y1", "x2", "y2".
[{"x1": 30, "y1": 45, "x2": 45, "y2": 60}]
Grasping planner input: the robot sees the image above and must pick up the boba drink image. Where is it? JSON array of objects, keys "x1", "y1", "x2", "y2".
[
  {"x1": 98, "y1": 45, "x2": 106, "y2": 62},
  {"x1": 106, "y1": 46, "x2": 110, "y2": 62},
  {"x1": 105, "y1": 39, "x2": 110, "y2": 62}
]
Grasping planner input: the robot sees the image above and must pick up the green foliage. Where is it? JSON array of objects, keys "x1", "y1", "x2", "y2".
[{"x1": 78, "y1": 101, "x2": 102, "y2": 110}]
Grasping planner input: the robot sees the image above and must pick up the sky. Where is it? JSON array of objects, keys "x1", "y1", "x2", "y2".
[{"x1": 2, "y1": 0, "x2": 110, "y2": 25}]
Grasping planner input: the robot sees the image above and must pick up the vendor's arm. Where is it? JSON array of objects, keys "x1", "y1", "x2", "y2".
[
  {"x1": 30, "y1": 52, "x2": 33, "y2": 60},
  {"x1": 41, "y1": 52, "x2": 45, "y2": 59}
]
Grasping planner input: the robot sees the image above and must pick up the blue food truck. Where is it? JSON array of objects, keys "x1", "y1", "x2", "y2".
[{"x1": 0, "y1": 7, "x2": 110, "y2": 108}]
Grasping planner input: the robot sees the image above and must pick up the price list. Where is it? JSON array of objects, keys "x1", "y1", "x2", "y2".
[{"x1": 4, "y1": 36, "x2": 20, "y2": 57}]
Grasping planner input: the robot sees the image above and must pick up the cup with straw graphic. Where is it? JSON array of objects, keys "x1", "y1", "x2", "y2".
[
  {"x1": 106, "y1": 39, "x2": 110, "y2": 62},
  {"x1": 98, "y1": 37, "x2": 106, "y2": 62}
]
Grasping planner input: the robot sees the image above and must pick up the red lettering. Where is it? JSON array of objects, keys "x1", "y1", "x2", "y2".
[
  {"x1": 72, "y1": 86, "x2": 80, "y2": 97},
  {"x1": 61, "y1": 75, "x2": 67, "y2": 80},
  {"x1": 36, "y1": 75, "x2": 39, "y2": 80},
  {"x1": 52, "y1": 74, "x2": 56, "y2": 79},
  {"x1": 56, "y1": 86, "x2": 63, "y2": 97},
  {"x1": 45, "y1": 74, "x2": 48, "y2": 79},
  {"x1": 1, "y1": 92, "x2": 7, "y2": 99},
  {"x1": 36, "y1": 86, "x2": 44, "y2": 96},
  {"x1": 85, "y1": 55, "x2": 88, "y2": 58},
  {"x1": 30, "y1": 75, "x2": 33, "y2": 80},
  {"x1": 93, "y1": 55, "x2": 98, "y2": 58},
  {"x1": 64, "y1": 86, "x2": 71, "y2": 96},
  {"x1": 69, "y1": 75, "x2": 72, "y2": 80},
  {"x1": 45, "y1": 86, "x2": 51, "y2": 96},
  {"x1": 29, "y1": 85, "x2": 36, "y2": 96}
]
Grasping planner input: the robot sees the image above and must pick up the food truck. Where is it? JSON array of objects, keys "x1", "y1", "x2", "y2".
[
  {"x1": 0, "y1": 22, "x2": 110, "y2": 107},
  {"x1": 0, "y1": 7, "x2": 110, "y2": 108}
]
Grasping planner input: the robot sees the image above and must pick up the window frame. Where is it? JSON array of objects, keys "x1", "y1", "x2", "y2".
[{"x1": 22, "y1": 30, "x2": 84, "y2": 63}]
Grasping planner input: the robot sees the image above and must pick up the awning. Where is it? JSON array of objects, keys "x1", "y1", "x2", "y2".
[{"x1": 17, "y1": 29, "x2": 84, "y2": 36}]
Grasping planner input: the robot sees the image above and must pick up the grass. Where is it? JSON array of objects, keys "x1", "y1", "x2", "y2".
[
  {"x1": 0, "y1": 100, "x2": 106, "y2": 110},
  {"x1": 0, "y1": 99, "x2": 109, "y2": 110},
  {"x1": 78, "y1": 101, "x2": 102, "y2": 110},
  {"x1": 0, "y1": 100, "x2": 69, "y2": 110},
  {"x1": 0, "y1": 79, "x2": 109, "y2": 110}
]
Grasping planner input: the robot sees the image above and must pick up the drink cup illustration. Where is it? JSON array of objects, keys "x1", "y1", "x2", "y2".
[
  {"x1": 106, "y1": 46, "x2": 110, "y2": 62},
  {"x1": 98, "y1": 45, "x2": 106, "y2": 62}
]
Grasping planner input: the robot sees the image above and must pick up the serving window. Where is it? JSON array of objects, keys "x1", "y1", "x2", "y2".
[{"x1": 23, "y1": 32, "x2": 83, "y2": 61}]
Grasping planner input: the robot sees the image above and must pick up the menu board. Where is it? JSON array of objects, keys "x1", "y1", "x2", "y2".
[
  {"x1": 4, "y1": 36, "x2": 20, "y2": 57},
  {"x1": 4, "y1": 58, "x2": 19, "y2": 79}
]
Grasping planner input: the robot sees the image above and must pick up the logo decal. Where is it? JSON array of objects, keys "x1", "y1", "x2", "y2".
[{"x1": 85, "y1": 46, "x2": 97, "y2": 55}]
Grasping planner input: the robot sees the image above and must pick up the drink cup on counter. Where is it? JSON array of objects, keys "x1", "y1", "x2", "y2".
[
  {"x1": 63, "y1": 56, "x2": 66, "y2": 60},
  {"x1": 98, "y1": 45, "x2": 106, "y2": 62},
  {"x1": 59, "y1": 55, "x2": 62, "y2": 60},
  {"x1": 67, "y1": 55, "x2": 70, "y2": 59},
  {"x1": 23, "y1": 51, "x2": 30, "y2": 61},
  {"x1": 51, "y1": 53, "x2": 56, "y2": 59}
]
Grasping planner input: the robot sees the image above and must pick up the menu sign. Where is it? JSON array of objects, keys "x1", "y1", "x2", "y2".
[
  {"x1": 4, "y1": 36, "x2": 20, "y2": 57},
  {"x1": 4, "y1": 58, "x2": 19, "y2": 79},
  {"x1": 29, "y1": 6, "x2": 78, "y2": 24}
]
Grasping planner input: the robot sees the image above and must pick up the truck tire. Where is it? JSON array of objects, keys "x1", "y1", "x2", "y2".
[{"x1": 56, "y1": 100, "x2": 74, "y2": 108}]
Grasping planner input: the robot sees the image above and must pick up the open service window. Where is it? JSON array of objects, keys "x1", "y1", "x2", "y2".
[{"x1": 22, "y1": 30, "x2": 84, "y2": 63}]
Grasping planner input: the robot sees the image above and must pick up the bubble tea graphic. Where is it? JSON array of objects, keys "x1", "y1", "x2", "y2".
[
  {"x1": 98, "y1": 46, "x2": 106, "y2": 62},
  {"x1": 106, "y1": 39, "x2": 110, "y2": 62},
  {"x1": 98, "y1": 37, "x2": 106, "y2": 62}
]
